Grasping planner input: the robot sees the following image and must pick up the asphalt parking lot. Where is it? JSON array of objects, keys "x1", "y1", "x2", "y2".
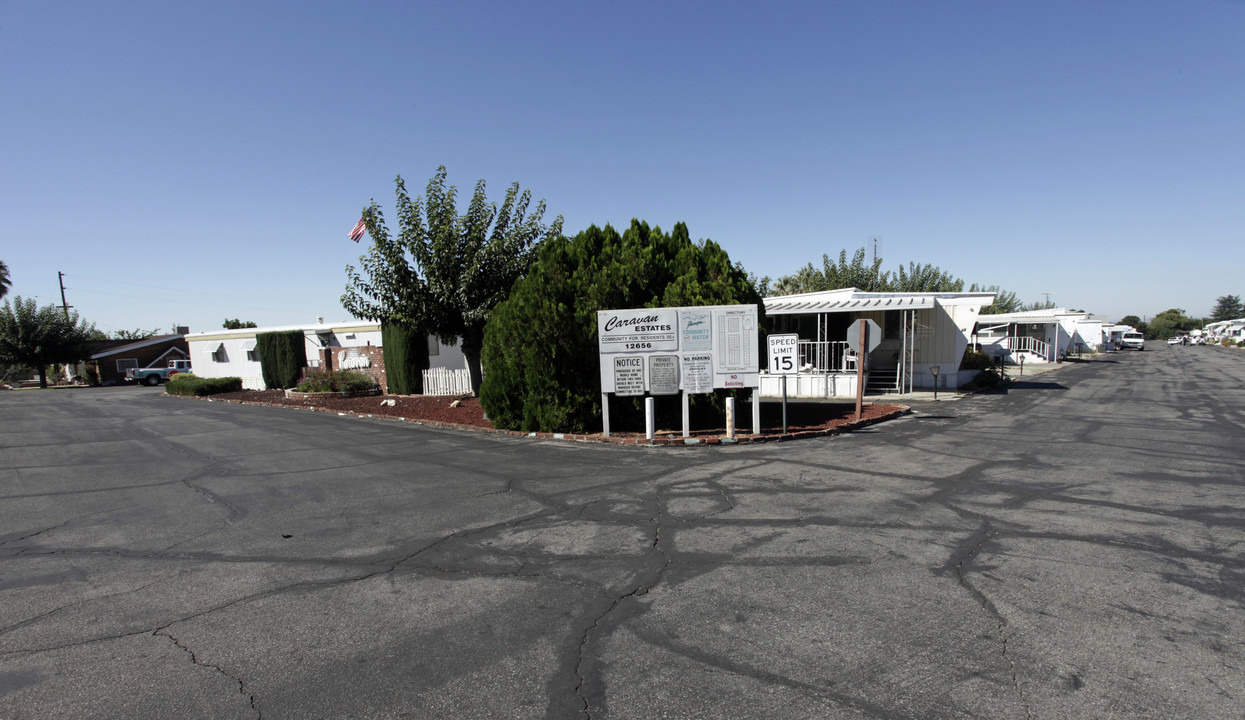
[{"x1": 2, "y1": 344, "x2": 1244, "y2": 719}]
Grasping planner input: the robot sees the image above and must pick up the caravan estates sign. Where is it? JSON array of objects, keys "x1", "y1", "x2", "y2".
[
  {"x1": 597, "y1": 309, "x2": 678, "y2": 352},
  {"x1": 597, "y1": 305, "x2": 759, "y2": 395}
]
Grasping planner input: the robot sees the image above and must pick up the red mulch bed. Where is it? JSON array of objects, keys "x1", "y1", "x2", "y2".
[
  {"x1": 210, "y1": 390, "x2": 492, "y2": 427},
  {"x1": 201, "y1": 390, "x2": 904, "y2": 442}
]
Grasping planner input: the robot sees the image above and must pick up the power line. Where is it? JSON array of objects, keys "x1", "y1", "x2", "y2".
[{"x1": 62, "y1": 273, "x2": 320, "y2": 310}]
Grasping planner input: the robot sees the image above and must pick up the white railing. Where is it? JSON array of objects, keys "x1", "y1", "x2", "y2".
[
  {"x1": 991, "y1": 333, "x2": 1050, "y2": 361},
  {"x1": 796, "y1": 340, "x2": 855, "y2": 373},
  {"x1": 422, "y1": 367, "x2": 473, "y2": 396},
  {"x1": 1004, "y1": 336, "x2": 1052, "y2": 361}
]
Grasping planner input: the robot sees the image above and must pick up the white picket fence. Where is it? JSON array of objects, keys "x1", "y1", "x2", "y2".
[{"x1": 422, "y1": 367, "x2": 473, "y2": 396}]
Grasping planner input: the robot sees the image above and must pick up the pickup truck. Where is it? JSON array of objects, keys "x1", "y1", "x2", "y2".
[{"x1": 127, "y1": 359, "x2": 193, "y2": 386}]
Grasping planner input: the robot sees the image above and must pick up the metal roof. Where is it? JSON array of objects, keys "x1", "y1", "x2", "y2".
[{"x1": 763, "y1": 288, "x2": 996, "y2": 316}]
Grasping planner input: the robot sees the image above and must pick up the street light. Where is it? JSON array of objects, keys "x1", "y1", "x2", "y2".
[{"x1": 930, "y1": 364, "x2": 940, "y2": 401}]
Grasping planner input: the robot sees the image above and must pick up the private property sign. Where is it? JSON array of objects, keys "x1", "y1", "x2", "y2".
[{"x1": 597, "y1": 305, "x2": 759, "y2": 394}]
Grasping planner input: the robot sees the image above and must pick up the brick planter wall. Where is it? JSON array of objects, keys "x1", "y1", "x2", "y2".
[{"x1": 317, "y1": 345, "x2": 388, "y2": 393}]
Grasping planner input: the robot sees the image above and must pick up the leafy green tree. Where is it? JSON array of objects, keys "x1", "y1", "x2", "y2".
[
  {"x1": 344, "y1": 167, "x2": 562, "y2": 394},
  {"x1": 222, "y1": 318, "x2": 258, "y2": 329},
  {"x1": 822, "y1": 248, "x2": 890, "y2": 291},
  {"x1": 771, "y1": 263, "x2": 826, "y2": 295},
  {"x1": 892, "y1": 262, "x2": 964, "y2": 293},
  {"x1": 1117, "y1": 315, "x2": 1147, "y2": 336},
  {"x1": 112, "y1": 328, "x2": 161, "y2": 340},
  {"x1": 1146, "y1": 308, "x2": 1199, "y2": 340},
  {"x1": 0, "y1": 296, "x2": 96, "y2": 388},
  {"x1": 1210, "y1": 295, "x2": 1243, "y2": 322},
  {"x1": 970, "y1": 284, "x2": 1022, "y2": 314},
  {"x1": 0, "y1": 260, "x2": 10, "y2": 301},
  {"x1": 480, "y1": 220, "x2": 762, "y2": 433}
]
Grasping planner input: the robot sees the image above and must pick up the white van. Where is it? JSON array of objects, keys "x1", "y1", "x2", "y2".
[{"x1": 1121, "y1": 331, "x2": 1145, "y2": 351}]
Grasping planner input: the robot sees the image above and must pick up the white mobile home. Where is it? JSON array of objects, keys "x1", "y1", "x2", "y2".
[
  {"x1": 974, "y1": 308, "x2": 1105, "y2": 363},
  {"x1": 187, "y1": 321, "x2": 468, "y2": 390},
  {"x1": 761, "y1": 288, "x2": 997, "y2": 398}
]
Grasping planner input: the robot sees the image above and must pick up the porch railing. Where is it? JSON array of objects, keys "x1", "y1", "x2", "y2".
[
  {"x1": 796, "y1": 340, "x2": 855, "y2": 373},
  {"x1": 1003, "y1": 336, "x2": 1052, "y2": 361}
]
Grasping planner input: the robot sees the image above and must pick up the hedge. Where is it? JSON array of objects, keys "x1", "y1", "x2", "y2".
[
  {"x1": 256, "y1": 330, "x2": 307, "y2": 389},
  {"x1": 165, "y1": 375, "x2": 243, "y2": 396},
  {"x1": 381, "y1": 322, "x2": 429, "y2": 395}
]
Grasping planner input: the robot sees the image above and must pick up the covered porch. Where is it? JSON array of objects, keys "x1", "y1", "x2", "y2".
[{"x1": 762, "y1": 289, "x2": 996, "y2": 399}]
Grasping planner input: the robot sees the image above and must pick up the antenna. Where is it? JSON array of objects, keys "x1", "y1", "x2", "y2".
[
  {"x1": 1041, "y1": 291, "x2": 1055, "y2": 307},
  {"x1": 871, "y1": 236, "x2": 880, "y2": 265}
]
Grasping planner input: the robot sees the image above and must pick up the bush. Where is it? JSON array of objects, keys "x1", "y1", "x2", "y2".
[
  {"x1": 165, "y1": 375, "x2": 243, "y2": 396},
  {"x1": 481, "y1": 220, "x2": 763, "y2": 433},
  {"x1": 381, "y1": 322, "x2": 429, "y2": 394},
  {"x1": 256, "y1": 330, "x2": 307, "y2": 389},
  {"x1": 293, "y1": 370, "x2": 377, "y2": 393},
  {"x1": 960, "y1": 348, "x2": 995, "y2": 371}
]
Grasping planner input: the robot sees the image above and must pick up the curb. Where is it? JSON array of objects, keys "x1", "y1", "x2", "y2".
[{"x1": 166, "y1": 394, "x2": 911, "y2": 448}]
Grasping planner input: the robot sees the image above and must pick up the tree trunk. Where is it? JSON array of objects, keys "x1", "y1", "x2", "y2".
[
  {"x1": 461, "y1": 328, "x2": 485, "y2": 396},
  {"x1": 37, "y1": 365, "x2": 48, "y2": 389}
]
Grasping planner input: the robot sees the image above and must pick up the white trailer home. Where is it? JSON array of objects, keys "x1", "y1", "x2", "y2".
[
  {"x1": 973, "y1": 308, "x2": 1104, "y2": 363},
  {"x1": 187, "y1": 320, "x2": 468, "y2": 391},
  {"x1": 761, "y1": 288, "x2": 996, "y2": 398}
]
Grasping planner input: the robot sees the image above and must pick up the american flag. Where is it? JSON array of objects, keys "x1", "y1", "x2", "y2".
[{"x1": 348, "y1": 216, "x2": 367, "y2": 243}]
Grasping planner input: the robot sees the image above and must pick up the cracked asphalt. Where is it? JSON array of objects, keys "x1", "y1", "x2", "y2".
[{"x1": 2, "y1": 344, "x2": 1243, "y2": 719}]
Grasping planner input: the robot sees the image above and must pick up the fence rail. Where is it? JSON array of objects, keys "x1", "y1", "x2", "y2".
[
  {"x1": 796, "y1": 340, "x2": 855, "y2": 373},
  {"x1": 422, "y1": 367, "x2": 472, "y2": 396},
  {"x1": 1004, "y1": 336, "x2": 1052, "y2": 361}
]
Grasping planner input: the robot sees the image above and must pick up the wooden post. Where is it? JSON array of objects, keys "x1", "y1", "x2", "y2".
[{"x1": 855, "y1": 320, "x2": 866, "y2": 421}]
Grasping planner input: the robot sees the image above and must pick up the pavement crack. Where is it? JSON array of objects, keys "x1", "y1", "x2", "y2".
[
  {"x1": 570, "y1": 496, "x2": 673, "y2": 719},
  {"x1": 951, "y1": 522, "x2": 1033, "y2": 720},
  {"x1": 155, "y1": 627, "x2": 261, "y2": 718}
]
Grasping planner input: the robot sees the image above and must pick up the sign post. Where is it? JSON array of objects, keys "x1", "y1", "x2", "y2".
[
  {"x1": 845, "y1": 319, "x2": 882, "y2": 422},
  {"x1": 768, "y1": 333, "x2": 799, "y2": 434}
]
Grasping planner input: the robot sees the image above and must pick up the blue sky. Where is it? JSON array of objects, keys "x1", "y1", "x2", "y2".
[{"x1": 3, "y1": 1, "x2": 1242, "y2": 335}]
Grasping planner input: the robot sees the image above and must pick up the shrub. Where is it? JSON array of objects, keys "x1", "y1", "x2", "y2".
[
  {"x1": 481, "y1": 220, "x2": 763, "y2": 433},
  {"x1": 165, "y1": 375, "x2": 243, "y2": 396},
  {"x1": 381, "y1": 322, "x2": 429, "y2": 394},
  {"x1": 293, "y1": 370, "x2": 377, "y2": 393},
  {"x1": 256, "y1": 330, "x2": 306, "y2": 389},
  {"x1": 960, "y1": 348, "x2": 994, "y2": 371}
]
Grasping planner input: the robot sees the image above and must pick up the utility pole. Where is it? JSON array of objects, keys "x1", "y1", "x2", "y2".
[{"x1": 58, "y1": 271, "x2": 72, "y2": 318}]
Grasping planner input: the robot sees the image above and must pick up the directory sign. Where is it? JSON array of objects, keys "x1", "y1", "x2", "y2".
[{"x1": 598, "y1": 305, "x2": 759, "y2": 395}]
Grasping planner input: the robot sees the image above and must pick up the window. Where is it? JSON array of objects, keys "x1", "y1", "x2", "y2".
[
  {"x1": 428, "y1": 336, "x2": 440, "y2": 356},
  {"x1": 211, "y1": 344, "x2": 228, "y2": 363},
  {"x1": 246, "y1": 350, "x2": 259, "y2": 362},
  {"x1": 116, "y1": 358, "x2": 138, "y2": 373},
  {"x1": 883, "y1": 310, "x2": 901, "y2": 339}
]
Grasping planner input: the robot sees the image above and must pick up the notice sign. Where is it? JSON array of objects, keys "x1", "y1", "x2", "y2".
[
  {"x1": 599, "y1": 308, "x2": 678, "y2": 353},
  {"x1": 681, "y1": 354, "x2": 713, "y2": 394},
  {"x1": 613, "y1": 357, "x2": 645, "y2": 396},
  {"x1": 648, "y1": 355, "x2": 679, "y2": 395}
]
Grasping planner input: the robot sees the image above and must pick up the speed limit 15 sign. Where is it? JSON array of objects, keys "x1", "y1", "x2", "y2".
[{"x1": 767, "y1": 333, "x2": 799, "y2": 375}]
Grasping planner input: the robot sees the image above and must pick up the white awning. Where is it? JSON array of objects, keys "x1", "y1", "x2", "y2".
[{"x1": 765, "y1": 294, "x2": 938, "y2": 315}]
